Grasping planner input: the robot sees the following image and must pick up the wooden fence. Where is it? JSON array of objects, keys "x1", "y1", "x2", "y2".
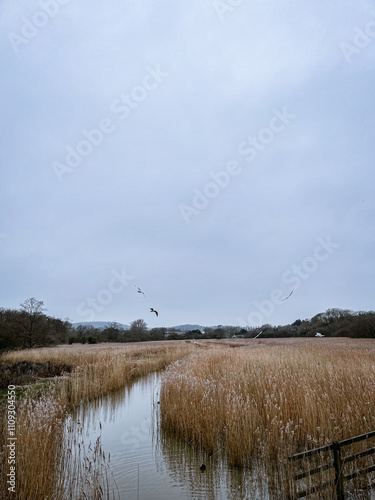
[{"x1": 289, "y1": 430, "x2": 375, "y2": 499}]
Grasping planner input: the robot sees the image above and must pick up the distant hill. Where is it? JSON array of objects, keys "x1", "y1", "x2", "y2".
[
  {"x1": 72, "y1": 322, "x2": 226, "y2": 333},
  {"x1": 173, "y1": 324, "x2": 204, "y2": 332},
  {"x1": 172, "y1": 324, "x2": 226, "y2": 332},
  {"x1": 72, "y1": 321, "x2": 130, "y2": 330}
]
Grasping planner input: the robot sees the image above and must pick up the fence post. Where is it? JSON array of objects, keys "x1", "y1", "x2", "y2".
[{"x1": 332, "y1": 441, "x2": 345, "y2": 500}]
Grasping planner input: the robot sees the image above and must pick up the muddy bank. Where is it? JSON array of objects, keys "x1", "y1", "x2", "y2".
[{"x1": 0, "y1": 360, "x2": 72, "y2": 388}]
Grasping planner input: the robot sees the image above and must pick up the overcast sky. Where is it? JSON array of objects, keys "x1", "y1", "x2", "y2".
[{"x1": 1, "y1": 0, "x2": 374, "y2": 329}]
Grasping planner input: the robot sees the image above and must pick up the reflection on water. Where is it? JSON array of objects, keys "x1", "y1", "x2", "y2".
[
  {"x1": 156, "y1": 428, "x2": 271, "y2": 500},
  {"x1": 70, "y1": 372, "x2": 272, "y2": 499}
]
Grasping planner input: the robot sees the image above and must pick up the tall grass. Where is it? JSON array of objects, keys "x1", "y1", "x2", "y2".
[
  {"x1": 160, "y1": 339, "x2": 375, "y2": 497},
  {"x1": 0, "y1": 341, "x2": 195, "y2": 499}
]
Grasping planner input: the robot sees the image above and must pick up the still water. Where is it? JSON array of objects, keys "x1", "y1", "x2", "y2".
[{"x1": 70, "y1": 372, "x2": 270, "y2": 500}]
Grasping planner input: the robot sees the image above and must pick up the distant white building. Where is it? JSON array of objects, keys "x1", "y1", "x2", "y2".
[{"x1": 315, "y1": 332, "x2": 324, "y2": 337}]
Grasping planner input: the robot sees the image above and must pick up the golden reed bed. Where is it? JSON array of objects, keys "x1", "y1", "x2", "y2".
[
  {"x1": 160, "y1": 338, "x2": 375, "y2": 497},
  {"x1": 1, "y1": 338, "x2": 374, "y2": 499},
  {"x1": 0, "y1": 341, "x2": 195, "y2": 500}
]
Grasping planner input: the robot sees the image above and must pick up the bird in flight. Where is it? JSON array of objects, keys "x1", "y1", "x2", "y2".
[
  {"x1": 150, "y1": 308, "x2": 158, "y2": 317},
  {"x1": 281, "y1": 290, "x2": 294, "y2": 301},
  {"x1": 136, "y1": 286, "x2": 146, "y2": 298}
]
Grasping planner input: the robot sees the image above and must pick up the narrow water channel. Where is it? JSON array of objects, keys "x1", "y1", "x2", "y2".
[{"x1": 70, "y1": 372, "x2": 271, "y2": 500}]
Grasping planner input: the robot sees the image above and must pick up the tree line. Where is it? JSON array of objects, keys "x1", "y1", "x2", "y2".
[
  {"x1": 0, "y1": 298, "x2": 70, "y2": 351},
  {"x1": 1, "y1": 299, "x2": 374, "y2": 352},
  {"x1": 245, "y1": 308, "x2": 375, "y2": 339}
]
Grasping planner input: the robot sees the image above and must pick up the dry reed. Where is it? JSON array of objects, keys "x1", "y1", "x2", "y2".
[
  {"x1": 0, "y1": 341, "x2": 195, "y2": 499},
  {"x1": 160, "y1": 339, "x2": 375, "y2": 497}
]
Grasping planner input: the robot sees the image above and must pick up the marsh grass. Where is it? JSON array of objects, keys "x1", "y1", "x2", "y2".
[
  {"x1": 160, "y1": 339, "x2": 375, "y2": 498},
  {"x1": 0, "y1": 341, "x2": 195, "y2": 499},
  {"x1": 55, "y1": 418, "x2": 117, "y2": 500}
]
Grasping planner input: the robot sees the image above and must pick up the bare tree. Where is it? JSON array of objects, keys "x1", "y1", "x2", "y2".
[
  {"x1": 129, "y1": 319, "x2": 148, "y2": 338},
  {"x1": 103, "y1": 322, "x2": 124, "y2": 342},
  {"x1": 19, "y1": 298, "x2": 47, "y2": 348}
]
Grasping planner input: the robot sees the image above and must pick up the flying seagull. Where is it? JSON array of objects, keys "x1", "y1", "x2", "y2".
[
  {"x1": 135, "y1": 286, "x2": 146, "y2": 298},
  {"x1": 150, "y1": 308, "x2": 158, "y2": 317},
  {"x1": 281, "y1": 289, "x2": 294, "y2": 301}
]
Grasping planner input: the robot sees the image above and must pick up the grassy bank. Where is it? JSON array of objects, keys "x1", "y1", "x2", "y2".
[
  {"x1": 0, "y1": 341, "x2": 195, "y2": 499},
  {"x1": 160, "y1": 339, "x2": 375, "y2": 497}
]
